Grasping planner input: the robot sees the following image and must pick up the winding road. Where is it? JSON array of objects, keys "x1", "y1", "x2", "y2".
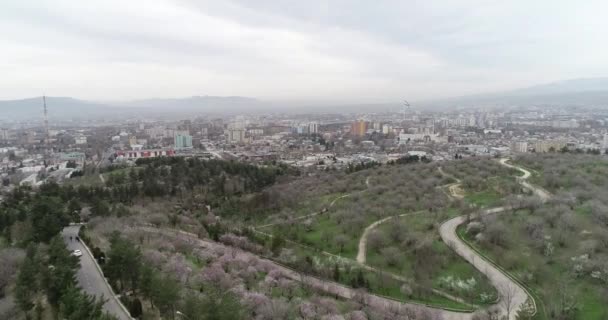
[
  {"x1": 354, "y1": 158, "x2": 549, "y2": 319},
  {"x1": 437, "y1": 158, "x2": 550, "y2": 319}
]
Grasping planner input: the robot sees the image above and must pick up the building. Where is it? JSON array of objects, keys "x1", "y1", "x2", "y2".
[
  {"x1": 308, "y1": 122, "x2": 319, "y2": 134},
  {"x1": 226, "y1": 129, "x2": 245, "y2": 143},
  {"x1": 351, "y1": 120, "x2": 367, "y2": 137},
  {"x1": 174, "y1": 134, "x2": 193, "y2": 149},
  {"x1": 74, "y1": 136, "x2": 87, "y2": 145},
  {"x1": 533, "y1": 140, "x2": 566, "y2": 153},
  {"x1": 511, "y1": 141, "x2": 528, "y2": 153},
  {"x1": 603, "y1": 133, "x2": 608, "y2": 151},
  {"x1": 115, "y1": 149, "x2": 175, "y2": 160},
  {"x1": 128, "y1": 136, "x2": 138, "y2": 146},
  {"x1": 382, "y1": 124, "x2": 392, "y2": 135}
]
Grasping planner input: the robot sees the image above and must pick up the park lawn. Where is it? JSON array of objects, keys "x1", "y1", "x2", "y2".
[
  {"x1": 291, "y1": 213, "x2": 363, "y2": 259},
  {"x1": 365, "y1": 211, "x2": 497, "y2": 306},
  {"x1": 63, "y1": 173, "x2": 104, "y2": 186},
  {"x1": 281, "y1": 241, "x2": 474, "y2": 311},
  {"x1": 256, "y1": 192, "x2": 347, "y2": 227},
  {"x1": 465, "y1": 190, "x2": 501, "y2": 208},
  {"x1": 459, "y1": 209, "x2": 608, "y2": 320}
]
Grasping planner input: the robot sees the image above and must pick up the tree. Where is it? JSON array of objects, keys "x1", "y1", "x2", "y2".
[
  {"x1": 105, "y1": 232, "x2": 142, "y2": 292},
  {"x1": 58, "y1": 286, "x2": 113, "y2": 320},
  {"x1": 333, "y1": 263, "x2": 341, "y2": 281},
  {"x1": 270, "y1": 234, "x2": 285, "y2": 256},
  {"x1": 333, "y1": 234, "x2": 349, "y2": 253},
  {"x1": 67, "y1": 198, "x2": 82, "y2": 222},
  {"x1": 91, "y1": 199, "x2": 111, "y2": 217},
  {"x1": 15, "y1": 244, "x2": 39, "y2": 314},
  {"x1": 43, "y1": 236, "x2": 79, "y2": 307},
  {"x1": 128, "y1": 298, "x2": 143, "y2": 319},
  {"x1": 197, "y1": 287, "x2": 243, "y2": 320},
  {"x1": 0, "y1": 248, "x2": 24, "y2": 298},
  {"x1": 516, "y1": 298, "x2": 536, "y2": 320},
  {"x1": 30, "y1": 196, "x2": 68, "y2": 243},
  {"x1": 500, "y1": 283, "x2": 518, "y2": 320},
  {"x1": 151, "y1": 275, "x2": 181, "y2": 319}
]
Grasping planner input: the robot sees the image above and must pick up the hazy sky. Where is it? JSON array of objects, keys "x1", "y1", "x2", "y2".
[{"x1": 1, "y1": 0, "x2": 607, "y2": 102}]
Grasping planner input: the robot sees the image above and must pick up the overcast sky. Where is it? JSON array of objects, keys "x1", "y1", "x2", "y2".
[{"x1": 1, "y1": 0, "x2": 607, "y2": 103}]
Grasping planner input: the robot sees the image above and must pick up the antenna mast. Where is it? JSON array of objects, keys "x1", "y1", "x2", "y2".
[
  {"x1": 402, "y1": 100, "x2": 410, "y2": 121},
  {"x1": 43, "y1": 96, "x2": 49, "y2": 147}
]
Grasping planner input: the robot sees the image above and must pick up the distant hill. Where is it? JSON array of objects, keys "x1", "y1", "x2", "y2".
[
  {"x1": 0, "y1": 97, "x2": 115, "y2": 120},
  {"x1": 421, "y1": 77, "x2": 608, "y2": 108},
  {"x1": 0, "y1": 95, "x2": 263, "y2": 121}
]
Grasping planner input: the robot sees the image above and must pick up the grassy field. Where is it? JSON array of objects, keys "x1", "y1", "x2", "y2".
[
  {"x1": 459, "y1": 208, "x2": 608, "y2": 320},
  {"x1": 278, "y1": 237, "x2": 475, "y2": 311},
  {"x1": 365, "y1": 210, "x2": 498, "y2": 306},
  {"x1": 63, "y1": 172, "x2": 104, "y2": 186}
]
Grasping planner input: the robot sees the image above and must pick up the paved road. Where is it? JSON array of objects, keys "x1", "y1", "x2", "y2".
[
  {"x1": 437, "y1": 159, "x2": 549, "y2": 320},
  {"x1": 355, "y1": 160, "x2": 546, "y2": 319},
  {"x1": 61, "y1": 226, "x2": 131, "y2": 320},
  {"x1": 440, "y1": 207, "x2": 525, "y2": 320}
]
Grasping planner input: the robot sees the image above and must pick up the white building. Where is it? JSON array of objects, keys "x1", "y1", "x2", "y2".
[
  {"x1": 308, "y1": 122, "x2": 319, "y2": 134},
  {"x1": 75, "y1": 136, "x2": 87, "y2": 144},
  {"x1": 511, "y1": 141, "x2": 528, "y2": 153}
]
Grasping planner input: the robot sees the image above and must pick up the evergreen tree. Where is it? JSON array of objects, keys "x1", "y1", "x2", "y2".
[
  {"x1": 15, "y1": 244, "x2": 39, "y2": 314},
  {"x1": 43, "y1": 236, "x2": 78, "y2": 307}
]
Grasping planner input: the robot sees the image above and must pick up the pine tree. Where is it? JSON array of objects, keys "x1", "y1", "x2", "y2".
[{"x1": 15, "y1": 244, "x2": 39, "y2": 314}]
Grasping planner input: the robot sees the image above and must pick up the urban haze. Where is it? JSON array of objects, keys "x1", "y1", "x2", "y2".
[{"x1": 1, "y1": 2, "x2": 607, "y2": 320}]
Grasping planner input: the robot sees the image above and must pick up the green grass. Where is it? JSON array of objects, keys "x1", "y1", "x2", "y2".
[
  {"x1": 465, "y1": 190, "x2": 502, "y2": 208},
  {"x1": 458, "y1": 208, "x2": 608, "y2": 320},
  {"x1": 290, "y1": 213, "x2": 361, "y2": 259},
  {"x1": 279, "y1": 239, "x2": 474, "y2": 311},
  {"x1": 63, "y1": 173, "x2": 104, "y2": 186},
  {"x1": 365, "y1": 211, "x2": 497, "y2": 306}
]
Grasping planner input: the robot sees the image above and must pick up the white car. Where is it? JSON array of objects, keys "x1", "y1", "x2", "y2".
[{"x1": 71, "y1": 249, "x2": 83, "y2": 257}]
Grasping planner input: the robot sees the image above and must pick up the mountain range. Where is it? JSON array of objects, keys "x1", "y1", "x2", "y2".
[
  {"x1": 421, "y1": 77, "x2": 608, "y2": 108},
  {"x1": 1, "y1": 78, "x2": 607, "y2": 120}
]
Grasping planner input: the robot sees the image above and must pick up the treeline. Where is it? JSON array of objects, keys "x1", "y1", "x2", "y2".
[{"x1": 0, "y1": 158, "x2": 292, "y2": 243}]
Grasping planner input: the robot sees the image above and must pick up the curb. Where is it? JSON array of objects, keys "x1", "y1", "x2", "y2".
[{"x1": 78, "y1": 227, "x2": 134, "y2": 320}]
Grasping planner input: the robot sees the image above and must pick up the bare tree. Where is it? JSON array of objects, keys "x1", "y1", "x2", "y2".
[{"x1": 499, "y1": 283, "x2": 518, "y2": 320}]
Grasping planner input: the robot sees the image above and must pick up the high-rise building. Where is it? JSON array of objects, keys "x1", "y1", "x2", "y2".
[
  {"x1": 226, "y1": 129, "x2": 245, "y2": 143},
  {"x1": 308, "y1": 122, "x2": 319, "y2": 134},
  {"x1": 381, "y1": 124, "x2": 392, "y2": 134},
  {"x1": 351, "y1": 120, "x2": 367, "y2": 137},
  {"x1": 174, "y1": 134, "x2": 193, "y2": 149},
  {"x1": 603, "y1": 133, "x2": 608, "y2": 151},
  {"x1": 511, "y1": 141, "x2": 528, "y2": 153}
]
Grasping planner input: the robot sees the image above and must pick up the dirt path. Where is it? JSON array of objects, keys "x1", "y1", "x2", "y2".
[{"x1": 438, "y1": 167, "x2": 465, "y2": 199}]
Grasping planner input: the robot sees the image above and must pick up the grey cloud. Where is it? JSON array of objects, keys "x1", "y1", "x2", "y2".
[{"x1": 0, "y1": 0, "x2": 606, "y2": 102}]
